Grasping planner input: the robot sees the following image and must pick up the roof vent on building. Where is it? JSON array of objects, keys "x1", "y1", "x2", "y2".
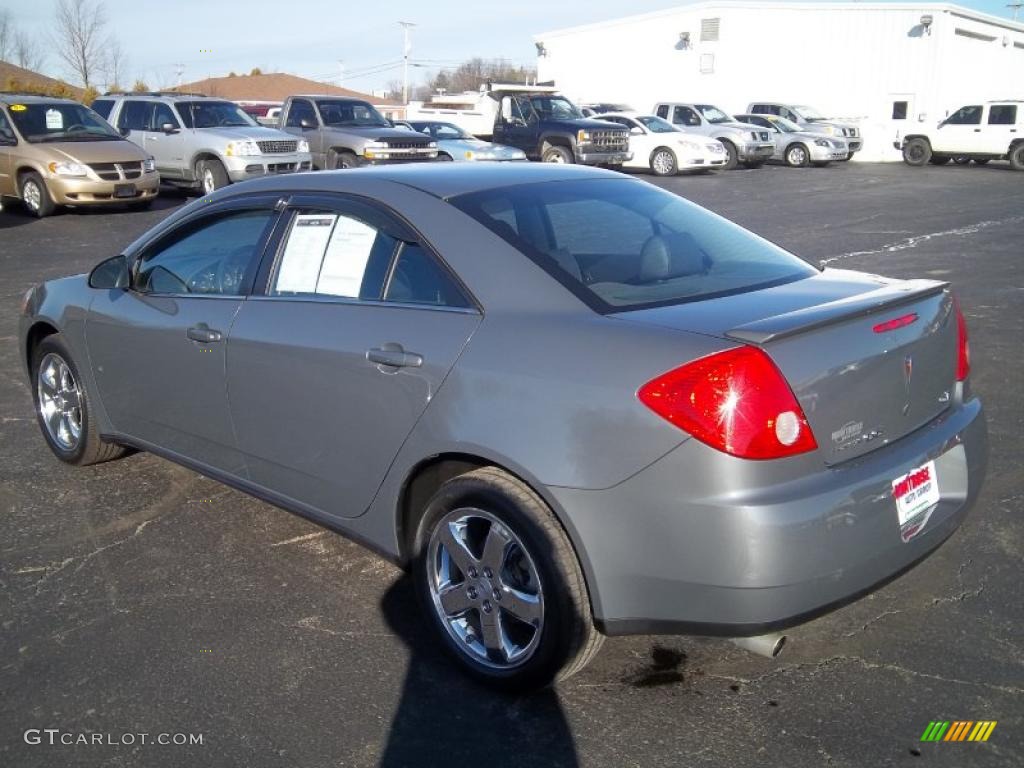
[{"x1": 700, "y1": 18, "x2": 720, "y2": 42}]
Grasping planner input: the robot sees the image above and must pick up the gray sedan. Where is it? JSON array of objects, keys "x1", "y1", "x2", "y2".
[
  {"x1": 19, "y1": 164, "x2": 987, "y2": 692},
  {"x1": 396, "y1": 120, "x2": 526, "y2": 162},
  {"x1": 735, "y1": 113, "x2": 849, "y2": 166}
]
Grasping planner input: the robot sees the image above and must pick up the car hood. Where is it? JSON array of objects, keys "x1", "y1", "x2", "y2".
[
  {"x1": 193, "y1": 125, "x2": 298, "y2": 142},
  {"x1": 35, "y1": 139, "x2": 149, "y2": 163},
  {"x1": 718, "y1": 120, "x2": 766, "y2": 132},
  {"x1": 328, "y1": 126, "x2": 432, "y2": 142},
  {"x1": 438, "y1": 138, "x2": 524, "y2": 157}
]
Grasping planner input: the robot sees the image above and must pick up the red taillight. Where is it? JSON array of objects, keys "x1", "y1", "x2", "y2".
[
  {"x1": 637, "y1": 346, "x2": 818, "y2": 460},
  {"x1": 872, "y1": 312, "x2": 918, "y2": 333},
  {"x1": 953, "y1": 295, "x2": 970, "y2": 381}
]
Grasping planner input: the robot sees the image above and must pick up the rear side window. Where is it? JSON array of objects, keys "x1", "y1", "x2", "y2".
[
  {"x1": 136, "y1": 210, "x2": 273, "y2": 296},
  {"x1": 988, "y1": 105, "x2": 1017, "y2": 125},
  {"x1": 384, "y1": 244, "x2": 472, "y2": 308},
  {"x1": 452, "y1": 178, "x2": 817, "y2": 312},
  {"x1": 91, "y1": 99, "x2": 114, "y2": 120},
  {"x1": 118, "y1": 100, "x2": 149, "y2": 132}
]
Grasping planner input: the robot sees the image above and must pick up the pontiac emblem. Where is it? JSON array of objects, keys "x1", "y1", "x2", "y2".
[{"x1": 902, "y1": 355, "x2": 913, "y2": 415}]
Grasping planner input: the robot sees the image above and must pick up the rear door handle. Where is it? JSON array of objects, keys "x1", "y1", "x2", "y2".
[
  {"x1": 187, "y1": 324, "x2": 223, "y2": 343},
  {"x1": 367, "y1": 344, "x2": 423, "y2": 369}
]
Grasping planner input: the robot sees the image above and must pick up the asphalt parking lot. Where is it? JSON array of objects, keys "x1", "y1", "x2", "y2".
[{"x1": 1, "y1": 162, "x2": 1021, "y2": 768}]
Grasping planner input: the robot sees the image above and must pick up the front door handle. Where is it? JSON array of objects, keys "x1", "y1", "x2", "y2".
[
  {"x1": 187, "y1": 324, "x2": 223, "y2": 343},
  {"x1": 973, "y1": 128, "x2": 981, "y2": 132},
  {"x1": 367, "y1": 344, "x2": 423, "y2": 369}
]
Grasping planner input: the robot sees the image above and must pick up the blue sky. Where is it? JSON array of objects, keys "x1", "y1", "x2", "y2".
[{"x1": 9, "y1": 0, "x2": 1020, "y2": 91}]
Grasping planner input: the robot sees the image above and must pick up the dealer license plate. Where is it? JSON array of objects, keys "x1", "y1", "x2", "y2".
[{"x1": 891, "y1": 460, "x2": 940, "y2": 542}]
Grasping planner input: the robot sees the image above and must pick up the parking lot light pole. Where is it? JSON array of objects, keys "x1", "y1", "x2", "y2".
[{"x1": 399, "y1": 21, "x2": 416, "y2": 104}]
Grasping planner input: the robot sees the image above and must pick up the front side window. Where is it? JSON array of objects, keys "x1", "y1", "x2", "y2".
[
  {"x1": 988, "y1": 105, "x2": 1017, "y2": 125},
  {"x1": 8, "y1": 101, "x2": 122, "y2": 142},
  {"x1": 270, "y1": 212, "x2": 398, "y2": 299},
  {"x1": 150, "y1": 103, "x2": 179, "y2": 131},
  {"x1": 0, "y1": 109, "x2": 16, "y2": 143},
  {"x1": 316, "y1": 100, "x2": 389, "y2": 127},
  {"x1": 286, "y1": 99, "x2": 316, "y2": 128},
  {"x1": 892, "y1": 101, "x2": 908, "y2": 120},
  {"x1": 176, "y1": 100, "x2": 256, "y2": 129},
  {"x1": 452, "y1": 178, "x2": 816, "y2": 312},
  {"x1": 136, "y1": 210, "x2": 272, "y2": 296},
  {"x1": 944, "y1": 105, "x2": 982, "y2": 125}
]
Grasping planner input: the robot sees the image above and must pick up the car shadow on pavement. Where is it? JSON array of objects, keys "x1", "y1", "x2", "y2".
[{"x1": 378, "y1": 576, "x2": 580, "y2": 768}]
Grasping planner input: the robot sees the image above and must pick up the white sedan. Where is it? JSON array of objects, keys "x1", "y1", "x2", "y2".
[{"x1": 598, "y1": 112, "x2": 727, "y2": 176}]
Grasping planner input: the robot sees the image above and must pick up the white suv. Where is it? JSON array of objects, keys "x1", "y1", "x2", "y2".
[{"x1": 897, "y1": 101, "x2": 1024, "y2": 170}]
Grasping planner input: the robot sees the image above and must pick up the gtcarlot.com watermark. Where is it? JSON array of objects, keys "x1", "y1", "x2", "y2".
[{"x1": 25, "y1": 729, "x2": 203, "y2": 747}]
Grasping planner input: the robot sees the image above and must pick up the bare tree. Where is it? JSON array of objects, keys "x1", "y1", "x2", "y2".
[
  {"x1": 14, "y1": 31, "x2": 45, "y2": 72},
  {"x1": 103, "y1": 36, "x2": 126, "y2": 90},
  {"x1": 54, "y1": 0, "x2": 108, "y2": 88},
  {"x1": 0, "y1": 10, "x2": 12, "y2": 62}
]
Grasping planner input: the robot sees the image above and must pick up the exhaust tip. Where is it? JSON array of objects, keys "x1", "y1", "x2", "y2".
[{"x1": 730, "y1": 633, "x2": 787, "y2": 658}]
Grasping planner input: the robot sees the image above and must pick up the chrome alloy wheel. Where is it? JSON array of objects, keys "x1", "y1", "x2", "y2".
[
  {"x1": 37, "y1": 353, "x2": 83, "y2": 451},
  {"x1": 426, "y1": 508, "x2": 544, "y2": 669},
  {"x1": 787, "y1": 145, "x2": 808, "y2": 166},
  {"x1": 22, "y1": 179, "x2": 42, "y2": 211},
  {"x1": 202, "y1": 168, "x2": 216, "y2": 194},
  {"x1": 652, "y1": 150, "x2": 675, "y2": 175}
]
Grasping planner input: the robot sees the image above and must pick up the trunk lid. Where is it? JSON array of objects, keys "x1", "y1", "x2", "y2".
[{"x1": 614, "y1": 269, "x2": 958, "y2": 464}]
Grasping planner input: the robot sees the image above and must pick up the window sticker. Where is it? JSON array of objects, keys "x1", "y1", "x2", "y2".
[
  {"x1": 317, "y1": 216, "x2": 377, "y2": 297},
  {"x1": 45, "y1": 109, "x2": 64, "y2": 130},
  {"x1": 274, "y1": 214, "x2": 336, "y2": 293}
]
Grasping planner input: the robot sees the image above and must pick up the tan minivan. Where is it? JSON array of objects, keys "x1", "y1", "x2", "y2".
[{"x1": 0, "y1": 94, "x2": 159, "y2": 217}]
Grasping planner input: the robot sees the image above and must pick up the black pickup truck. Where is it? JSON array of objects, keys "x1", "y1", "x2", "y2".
[{"x1": 491, "y1": 91, "x2": 631, "y2": 166}]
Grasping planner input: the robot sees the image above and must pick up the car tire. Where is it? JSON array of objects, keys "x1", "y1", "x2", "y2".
[
  {"x1": 31, "y1": 334, "x2": 127, "y2": 466},
  {"x1": 413, "y1": 466, "x2": 603, "y2": 692},
  {"x1": 20, "y1": 172, "x2": 56, "y2": 218},
  {"x1": 929, "y1": 155, "x2": 951, "y2": 165},
  {"x1": 720, "y1": 140, "x2": 739, "y2": 170},
  {"x1": 973, "y1": 158, "x2": 990, "y2": 165},
  {"x1": 197, "y1": 159, "x2": 229, "y2": 194},
  {"x1": 332, "y1": 150, "x2": 360, "y2": 169},
  {"x1": 785, "y1": 143, "x2": 810, "y2": 168},
  {"x1": 1009, "y1": 145, "x2": 1024, "y2": 171},
  {"x1": 902, "y1": 138, "x2": 931, "y2": 166},
  {"x1": 541, "y1": 144, "x2": 574, "y2": 164},
  {"x1": 650, "y1": 147, "x2": 677, "y2": 176}
]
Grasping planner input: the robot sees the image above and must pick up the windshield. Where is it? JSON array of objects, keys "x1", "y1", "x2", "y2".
[
  {"x1": 7, "y1": 102, "x2": 121, "y2": 142},
  {"x1": 795, "y1": 105, "x2": 826, "y2": 121},
  {"x1": 410, "y1": 121, "x2": 470, "y2": 140},
  {"x1": 764, "y1": 116, "x2": 801, "y2": 133},
  {"x1": 452, "y1": 178, "x2": 816, "y2": 312},
  {"x1": 316, "y1": 100, "x2": 389, "y2": 127},
  {"x1": 695, "y1": 105, "x2": 732, "y2": 124},
  {"x1": 528, "y1": 96, "x2": 583, "y2": 120},
  {"x1": 636, "y1": 115, "x2": 678, "y2": 133},
  {"x1": 177, "y1": 101, "x2": 256, "y2": 129}
]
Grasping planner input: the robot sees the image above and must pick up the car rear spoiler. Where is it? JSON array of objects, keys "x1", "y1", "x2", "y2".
[{"x1": 726, "y1": 280, "x2": 949, "y2": 345}]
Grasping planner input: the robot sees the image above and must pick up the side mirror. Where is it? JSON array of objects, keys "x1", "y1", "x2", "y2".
[
  {"x1": 630, "y1": 126, "x2": 643, "y2": 136},
  {"x1": 88, "y1": 254, "x2": 131, "y2": 290},
  {"x1": 299, "y1": 117, "x2": 316, "y2": 129},
  {"x1": 0, "y1": 131, "x2": 15, "y2": 146},
  {"x1": 161, "y1": 122, "x2": 179, "y2": 134}
]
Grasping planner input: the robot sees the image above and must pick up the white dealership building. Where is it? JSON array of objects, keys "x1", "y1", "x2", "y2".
[{"x1": 533, "y1": 2, "x2": 1024, "y2": 160}]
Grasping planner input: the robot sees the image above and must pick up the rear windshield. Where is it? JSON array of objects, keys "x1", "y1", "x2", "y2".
[{"x1": 450, "y1": 178, "x2": 816, "y2": 312}]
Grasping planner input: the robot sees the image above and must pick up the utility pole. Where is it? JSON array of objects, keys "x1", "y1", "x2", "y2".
[
  {"x1": 1008, "y1": 2, "x2": 1022, "y2": 21},
  {"x1": 399, "y1": 21, "x2": 416, "y2": 103},
  {"x1": 174, "y1": 63, "x2": 185, "y2": 88}
]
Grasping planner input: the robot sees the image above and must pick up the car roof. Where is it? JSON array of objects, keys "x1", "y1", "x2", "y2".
[
  {"x1": 236, "y1": 163, "x2": 627, "y2": 201},
  {"x1": 295, "y1": 94, "x2": 372, "y2": 101},
  {"x1": 0, "y1": 94, "x2": 79, "y2": 105}
]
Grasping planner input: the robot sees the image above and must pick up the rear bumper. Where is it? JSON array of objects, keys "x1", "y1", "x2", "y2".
[
  {"x1": 47, "y1": 173, "x2": 160, "y2": 205},
  {"x1": 550, "y1": 397, "x2": 987, "y2": 636}
]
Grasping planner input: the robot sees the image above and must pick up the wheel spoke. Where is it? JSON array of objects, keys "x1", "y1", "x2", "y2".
[
  {"x1": 479, "y1": 608, "x2": 510, "y2": 662},
  {"x1": 500, "y1": 585, "x2": 542, "y2": 625},
  {"x1": 438, "y1": 522, "x2": 477, "y2": 573},
  {"x1": 481, "y1": 522, "x2": 512, "y2": 572},
  {"x1": 45, "y1": 402, "x2": 62, "y2": 436},
  {"x1": 438, "y1": 583, "x2": 473, "y2": 617},
  {"x1": 40, "y1": 363, "x2": 58, "y2": 396}
]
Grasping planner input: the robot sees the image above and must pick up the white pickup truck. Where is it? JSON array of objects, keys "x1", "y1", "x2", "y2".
[{"x1": 897, "y1": 101, "x2": 1024, "y2": 170}]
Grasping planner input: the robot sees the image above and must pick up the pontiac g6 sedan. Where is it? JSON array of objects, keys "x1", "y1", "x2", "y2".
[{"x1": 20, "y1": 164, "x2": 987, "y2": 691}]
